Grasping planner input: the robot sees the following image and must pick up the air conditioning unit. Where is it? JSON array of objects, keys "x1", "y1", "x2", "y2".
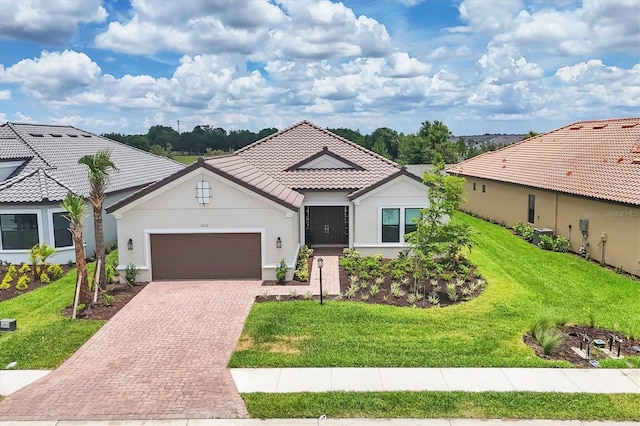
[{"x1": 532, "y1": 228, "x2": 554, "y2": 246}]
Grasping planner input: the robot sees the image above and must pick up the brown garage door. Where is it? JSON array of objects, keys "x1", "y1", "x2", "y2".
[{"x1": 150, "y1": 233, "x2": 261, "y2": 280}]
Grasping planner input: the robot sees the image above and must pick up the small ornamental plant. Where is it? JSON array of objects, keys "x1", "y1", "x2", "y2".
[
  {"x1": 0, "y1": 273, "x2": 12, "y2": 290},
  {"x1": 47, "y1": 264, "x2": 64, "y2": 280},
  {"x1": 40, "y1": 273, "x2": 51, "y2": 284},
  {"x1": 276, "y1": 258, "x2": 287, "y2": 284},
  {"x1": 16, "y1": 275, "x2": 30, "y2": 290},
  {"x1": 7, "y1": 264, "x2": 17, "y2": 278},
  {"x1": 18, "y1": 263, "x2": 31, "y2": 275}
]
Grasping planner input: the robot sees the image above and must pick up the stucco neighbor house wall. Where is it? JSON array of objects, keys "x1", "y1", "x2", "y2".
[
  {"x1": 112, "y1": 168, "x2": 300, "y2": 282},
  {"x1": 461, "y1": 177, "x2": 640, "y2": 275},
  {"x1": 448, "y1": 117, "x2": 640, "y2": 276},
  {"x1": 352, "y1": 174, "x2": 429, "y2": 258}
]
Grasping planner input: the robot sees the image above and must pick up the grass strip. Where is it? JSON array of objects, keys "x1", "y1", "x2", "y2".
[
  {"x1": 230, "y1": 212, "x2": 640, "y2": 368},
  {"x1": 0, "y1": 252, "x2": 118, "y2": 369},
  {"x1": 243, "y1": 391, "x2": 640, "y2": 421}
]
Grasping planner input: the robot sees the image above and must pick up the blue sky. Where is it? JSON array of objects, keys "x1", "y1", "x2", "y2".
[{"x1": 0, "y1": 0, "x2": 638, "y2": 136}]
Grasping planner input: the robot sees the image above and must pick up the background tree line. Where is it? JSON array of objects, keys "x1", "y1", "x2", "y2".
[{"x1": 103, "y1": 121, "x2": 535, "y2": 164}]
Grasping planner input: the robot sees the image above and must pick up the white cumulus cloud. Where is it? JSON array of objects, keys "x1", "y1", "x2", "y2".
[{"x1": 0, "y1": 0, "x2": 106, "y2": 44}]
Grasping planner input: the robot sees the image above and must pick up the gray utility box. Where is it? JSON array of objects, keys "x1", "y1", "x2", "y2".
[
  {"x1": 0, "y1": 318, "x2": 17, "y2": 332},
  {"x1": 533, "y1": 228, "x2": 554, "y2": 246}
]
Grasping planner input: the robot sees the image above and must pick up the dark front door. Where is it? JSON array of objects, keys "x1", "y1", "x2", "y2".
[{"x1": 305, "y1": 206, "x2": 348, "y2": 246}]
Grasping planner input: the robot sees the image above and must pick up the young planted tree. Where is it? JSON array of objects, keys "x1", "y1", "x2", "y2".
[
  {"x1": 61, "y1": 193, "x2": 92, "y2": 313},
  {"x1": 407, "y1": 162, "x2": 474, "y2": 267},
  {"x1": 79, "y1": 149, "x2": 119, "y2": 290}
]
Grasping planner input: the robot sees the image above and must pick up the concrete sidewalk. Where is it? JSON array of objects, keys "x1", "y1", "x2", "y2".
[
  {"x1": 231, "y1": 367, "x2": 640, "y2": 394},
  {"x1": 0, "y1": 419, "x2": 638, "y2": 425}
]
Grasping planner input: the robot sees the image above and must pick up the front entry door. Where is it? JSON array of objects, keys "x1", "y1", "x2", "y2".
[{"x1": 305, "y1": 206, "x2": 348, "y2": 246}]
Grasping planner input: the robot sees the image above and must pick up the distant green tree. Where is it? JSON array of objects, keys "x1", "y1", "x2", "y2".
[
  {"x1": 327, "y1": 128, "x2": 367, "y2": 147},
  {"x1": 371, "y1": 139, "x2": 391, "y2": 159},
  {"x1": 522, "y1": 130, "x2": 539, "y2": 140},
  {"x1": 149, "y1": 143, "x2": 173, "y2": 158},
  {"x1": 400, "y1": 120, "x2": 457, "y2": 164},
  {"x1": 369, "y1": 127, "x2": 400, "y2": 159}
]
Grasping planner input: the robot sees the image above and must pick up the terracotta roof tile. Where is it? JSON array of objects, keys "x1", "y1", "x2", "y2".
[
  {"x1": 203, "y1": 155, "x2": 303, "y2": 209},
  {"x1": 446, "y1": 117, "x2": 640, "y2": 205},
  {"x1": 236, "y1": 121, "x2": 400, "y2": 190}
]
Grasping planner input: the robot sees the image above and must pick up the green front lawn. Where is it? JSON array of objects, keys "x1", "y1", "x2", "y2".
[
  {"x1": 230, "y1": 212, "x2": 640, "y2": 368},
  {"x1": 174, "y1": 155, "x2": 199, "y2": 165},
  {"x1": 0, "y1": 253, "x2": 118, "y2": 369},
  {"x1": 242, "y1": 391, "x2": 640, "y2": 421}
]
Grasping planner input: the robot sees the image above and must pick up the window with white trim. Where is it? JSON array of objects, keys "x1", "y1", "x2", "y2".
[
  {"x1": 52, "y1": 212, "x2": 73, "y2": 248},
  {"x1": 381, "y1": 207, "x2": 422, "y2": 243},
  {"x1": 1, "y1": 213, "x2": 39, "y2": 249}
]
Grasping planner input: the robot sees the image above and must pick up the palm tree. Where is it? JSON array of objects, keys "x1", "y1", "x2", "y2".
[
  {"x1": 61, "y1": 193, "x2": 92, "y2": 312},
  {"x1": 79, "y1": 149, "x2": 119, "y2": 290}
]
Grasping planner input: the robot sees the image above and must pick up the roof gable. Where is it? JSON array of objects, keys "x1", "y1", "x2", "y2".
[
  {"x1": 446, "y1": 117, "x2": 640, "y2": 205},
  {"x1": 107, "y1": 156, "x2": 303, "y2": 214},
  {"x1": 236, "y1": 121, "x2": 400, "y2": 191},
  {"x1": 285, "y1": 146, "x2": 365, "y2": 171}
]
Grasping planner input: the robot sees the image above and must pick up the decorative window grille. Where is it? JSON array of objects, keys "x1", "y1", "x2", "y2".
[{"x1": 196, "y1": 180, "x2": 212, "y2": 204}]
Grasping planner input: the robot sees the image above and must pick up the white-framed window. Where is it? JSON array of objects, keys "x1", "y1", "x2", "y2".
[
  {"x1": 48, "y1": 208, "x2": 73, "y2": 248},
  {"x1": 0, "y1": 209, "x2": 43, "y2": 250},
  {"x1": 379, "y1": 206, "x2": 422, "y2": 243}
]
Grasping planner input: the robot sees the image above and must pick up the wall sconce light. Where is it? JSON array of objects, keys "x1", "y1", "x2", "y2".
[
  {"x1": 276, "y1": 237, "x2": 282, "y2": 248},
  {"x1": 127, "y1": 238, "x2": 133, "y2": 250}
]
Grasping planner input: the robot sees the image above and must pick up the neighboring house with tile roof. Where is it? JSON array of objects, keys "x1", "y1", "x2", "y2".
[
  {"x1": 107, "y1": 121, "x2": 429, "y2": 281},
  {"x1": 0, "y1": 122, "x2": 184, "y2": 265},
  {"x1": 447, "y1": 117, "x2": 640, "y2": 276}
]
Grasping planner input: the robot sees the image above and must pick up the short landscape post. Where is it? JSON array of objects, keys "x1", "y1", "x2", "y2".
[{"x1": 318, "y1": 257, "x2": 324, "y2": 305}]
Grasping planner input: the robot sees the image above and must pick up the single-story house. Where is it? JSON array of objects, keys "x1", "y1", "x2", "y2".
[
  {"x1": 0, "y1": 122, "x2": 184, "y2": 265},
  {"x1": 107, "y1": 121, "x2": 429, "y2": 281},
  {"x1": 447, "y1": 117, "x2": 640, "y2": 276}
]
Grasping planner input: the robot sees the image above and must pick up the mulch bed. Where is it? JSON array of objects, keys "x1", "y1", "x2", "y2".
[
  {"x1": 523, "y1": 324, "x2": 640, "y2": 367},
  {"x1": 0, "y1": 264, "x2": 75, "y2": 303},
  {"x1": 336, "y1": 259, "x2": 484, "y2": 308},
  {"x1": 60, "y1": 282, "x2": 148, "y2": 320}
]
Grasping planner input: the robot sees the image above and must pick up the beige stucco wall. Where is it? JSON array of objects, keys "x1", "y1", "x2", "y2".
[
  {"x1": 460, "y1": 177, "x2": 640, "y2": 275},
  {"x1": 112, "y1": 168, "x2": 299, "y2": 281},
  {"x1": 352, "y1": 175, "x2": 428, "y2": 258}
]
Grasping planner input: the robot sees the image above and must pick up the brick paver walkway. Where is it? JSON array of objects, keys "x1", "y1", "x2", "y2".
[
  {"x1": 263, "y1": 256, "x2": 340, "y2": 296},
  {"x1": 0, "y1": 280, "x2": 262, "y2": 421}
]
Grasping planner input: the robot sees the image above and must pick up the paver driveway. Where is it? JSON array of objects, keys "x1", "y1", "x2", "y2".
[{"x1": 0, "y1": 280, "x2": 262, "y2": 420}]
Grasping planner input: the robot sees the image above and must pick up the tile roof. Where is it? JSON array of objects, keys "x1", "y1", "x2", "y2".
[
  {"x1": 204, "y1": 155, "x2": 304, "y2": 209},
  {"x1": 236, "y1": 121, "x2": 401, "y2": 190},
  {"x1": 446, "y1": 118, "x2": 640, "y2": 206},
  {"x1": 107, "y1": 156, "x2": 303, "y2": 213},
  {"x1": 0, "y1": 123, "x2": 184, "y2": 203},
  {"x1": 0, "y1": 169, "x2": 75, "y2": 203}
]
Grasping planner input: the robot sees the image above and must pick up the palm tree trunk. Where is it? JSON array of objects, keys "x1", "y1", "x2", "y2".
[
  {"x1": 93, "y1": 204, "x2": 106, "y2": 289},
  {"x1": 74, "y1": 236, "x2": 91, "y2": 306}
]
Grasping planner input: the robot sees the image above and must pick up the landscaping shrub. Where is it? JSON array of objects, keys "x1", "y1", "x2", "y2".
[
  {"x1": 537, "y1": 234, "x2": 554, "y2": 250},
  {"x1": 276, "y1": 258, "x2": 287, "y2": 284},
  {"x1": 125, "y1": 263, "x2": 139, "y2": 284},
  {"x1": 105, "y1": 264, "x2": 115, "y2": 284},
  {"x1": 0, "y1": 273, "x2": 12, "y2": 289},
  {"x1": 16, "y1": 274, "x2": 30, "y2": 290},
  {"x1": 7, "y1": 264, "x2": 17, "y2": 278},
  {"x1": 552, "y1": 236, "x2": 571, "y2": 252},
  {"x1": 294, "y1": 245, "x2": 313, "y2": 282},
  {"x1": 18, "y1": 263, "x2": 31, "y2": 275},
  {"x1": 40, "y1": 273, "x2": 51, "y2": 284},
  {"x1": 47, "y1": 264, "x2": 64, "y2": 280},
  {"x1": 530, "y1": 318, "x2": 564, "y2": 355}
]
